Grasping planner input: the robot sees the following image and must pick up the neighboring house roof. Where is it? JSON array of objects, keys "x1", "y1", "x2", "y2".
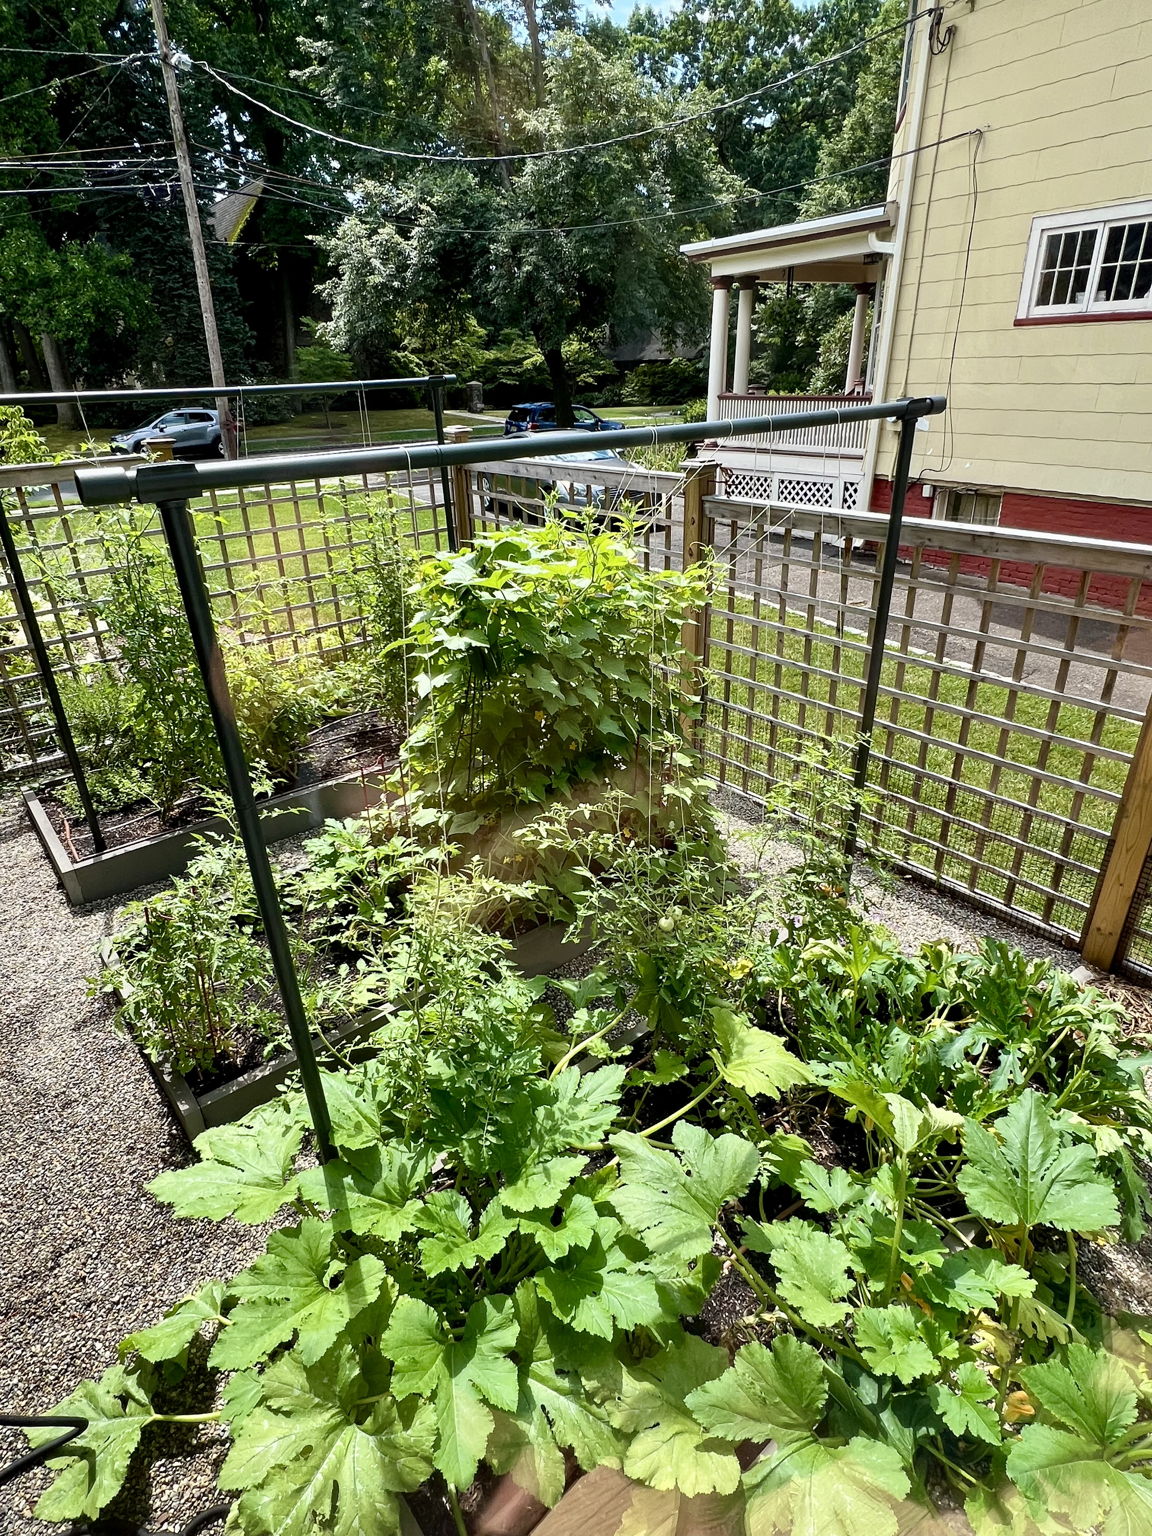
[
  {"x1": 212, "y1": 179, "x2": 264, "y2": 244},
  {"x1": 606, "y1": 330, "x2": 705, "y2": 363},
  {"x1": 680, "y1": 202, "x2": 895, "y2": 285}
]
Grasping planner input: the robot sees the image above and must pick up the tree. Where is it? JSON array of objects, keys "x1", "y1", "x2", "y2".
[
  {"x1": 321, "y1": 35, "x2": 746, "y2": 422},
  {"x1": 798, "y1": 0, "x2": 906, "y2": 219}
]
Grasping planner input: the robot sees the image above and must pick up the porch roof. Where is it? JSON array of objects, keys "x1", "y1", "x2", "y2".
[{"x1": 680, "y1": 201, "x2": 895, "y2": 285}]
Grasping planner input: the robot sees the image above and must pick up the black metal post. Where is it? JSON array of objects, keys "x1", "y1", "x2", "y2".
[
  {"x1": 0, "y1": 499, "x2": 105, "y2": 851},
  {"x1": 427, "y1": 375, "x2": 458, "y2": 552},
  {"x1": 844, "y1": 404, "x2": 927, "y2": 859},
  {"x1": 1, "y1": 1415, "x2": 88, "y2": 1487},
  {"x1": 155, "y1": 498, "x2": 334, "y2": 1160}
]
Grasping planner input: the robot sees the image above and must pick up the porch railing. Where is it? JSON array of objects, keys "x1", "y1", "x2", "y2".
[{"x1": 717, "y1": 391, "x2": 872, "y2": 454}]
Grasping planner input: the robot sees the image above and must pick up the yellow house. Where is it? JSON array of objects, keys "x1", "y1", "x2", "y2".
[{"x1": 681, "y1": 0, "x2": 1152, "y2": 539}]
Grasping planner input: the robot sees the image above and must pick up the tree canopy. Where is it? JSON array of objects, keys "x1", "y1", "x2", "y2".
[{"x1": 0, "y1": 0, "x2": 902, "y2": 413}]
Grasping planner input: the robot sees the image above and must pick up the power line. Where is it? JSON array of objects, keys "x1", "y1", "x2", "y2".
[
  {"x1": 0, "y1": 130, "x2": 981, "y2": 236},
  {"x1": 194, "y1": 6, "x2": 934, "y2": 167},
  {"x1": 0, "y1": 139, "x2": 170, "y2": 158},
  {"x1": 0, "y1": 56, "x2": 139, "y2": 107},
  {"x1": 217, "y1": 130, "x2": 981, "y2": 238},
  {"x1": 0, "y1": 45, "x2": 132, "y2": 59}
]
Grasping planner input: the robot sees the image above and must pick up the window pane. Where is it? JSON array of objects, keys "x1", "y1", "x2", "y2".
[
  {"x1": 1051, "y1": 270, "x2": 1073, "y2": 305},
  {"x1": 1097, "y1": 221, "x2": 1152, "y2": 303},
  {"x1": 1035, "y1": 226, "x2": 1096, "y2": 307}
]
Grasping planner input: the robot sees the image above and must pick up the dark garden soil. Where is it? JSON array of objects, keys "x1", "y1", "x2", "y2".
[{"x1": 39, "y1": 709, "x2": 404, "y2": 861}]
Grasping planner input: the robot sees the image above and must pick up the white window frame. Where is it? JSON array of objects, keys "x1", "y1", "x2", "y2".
[{"x1": 1018, "y1": 199, "x2": 1152, "y2": 320}]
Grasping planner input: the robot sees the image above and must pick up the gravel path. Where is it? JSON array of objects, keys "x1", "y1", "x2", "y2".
[
  {"x1": 0, "y1": 786, "x2": 1139, "y2": 1534},
  {"x1": 712, "y1": 787, "x2": 1081, "y2": 969},
  {"x1": 0, "y1": 795, "x2": 266, "y2": 1536}
]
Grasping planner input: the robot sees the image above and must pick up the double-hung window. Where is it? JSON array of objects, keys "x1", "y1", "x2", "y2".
[{"x1": 1018, "y1": 200, "x2": 1152, "y2": 321}]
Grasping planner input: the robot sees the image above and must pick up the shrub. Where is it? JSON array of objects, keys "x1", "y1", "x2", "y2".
[
  {"x1": 619, "y1": 359, "x2": 705, "y2": 405},
  {"x1": 56, "y1": 665, "x2": 150, "y2": 812},
  {"x1": 224, "y1": 637, "x2": 329, "y2": 778}
]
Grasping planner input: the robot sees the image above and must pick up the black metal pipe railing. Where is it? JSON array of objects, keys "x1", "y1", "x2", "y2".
[
  {"x1": 156, "y1": 497, "x2": 335, "y2": 1160},
  {"x1": 0, "y1": 498, "x2": 106, "y2": 849},
  {"x1": 72, "y1": 397, "x2": 945, "y2": 507},
  {"x1": 0, "y1": 1413, "x2": 87, "y2": 1488}
]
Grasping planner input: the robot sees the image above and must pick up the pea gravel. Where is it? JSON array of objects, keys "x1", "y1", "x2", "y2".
[
  {"x1": 0, "y1": 794, "x2": 266, "y2": 1536},
  {"x1": 0, "y1": 787, "x2": 1145, "y2": 1534}
]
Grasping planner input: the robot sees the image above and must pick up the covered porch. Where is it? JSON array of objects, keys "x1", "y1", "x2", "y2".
[{"x1": 680, "y1": 203, "x2": 893, "y2": 507}]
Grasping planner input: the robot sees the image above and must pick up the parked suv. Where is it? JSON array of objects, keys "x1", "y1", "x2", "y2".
[
  {"x1": 503, "y1": 402, "x2": 624, "y2": 436},
  {"x1": 110, "y1": 408, "x2": 222, "y2": 458}
]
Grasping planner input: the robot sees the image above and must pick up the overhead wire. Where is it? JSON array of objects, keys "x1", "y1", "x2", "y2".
[
  {"x1": 192, "y1": 6, "x2": 936, "y2": 167},
  {"x1": 0, "y1": 130, "x2": 982, "y2": 245},
  {"x1": 183, "y1": 129, "x2": 981, "y2": 240},
  {"x1": 0, "y1": 56, "x2": 140, "y2": 106}
]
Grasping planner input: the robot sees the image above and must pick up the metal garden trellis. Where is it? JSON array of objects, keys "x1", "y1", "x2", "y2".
[
  {"x1": 0, "y1": 372, "x2": 459, "y2": 841},
  {"x1": 54, "y1": 392, "x2": 943, "y2": 1157}
]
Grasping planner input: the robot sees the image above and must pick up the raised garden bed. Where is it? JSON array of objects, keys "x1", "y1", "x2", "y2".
[{"x1": 25, "y1": 764, "x2": 392, "y2": 905}]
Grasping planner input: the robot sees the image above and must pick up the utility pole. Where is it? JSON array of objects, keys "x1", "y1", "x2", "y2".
[{"x1": 150, "y1": 0, "x2": 236, "y2": 456}]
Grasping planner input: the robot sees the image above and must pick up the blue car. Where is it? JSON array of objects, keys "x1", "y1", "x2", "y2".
[{"x1": 503, "y1": 402, "x2": 624, "y2": 436}]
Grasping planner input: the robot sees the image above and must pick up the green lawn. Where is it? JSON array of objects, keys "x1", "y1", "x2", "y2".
[
  {"x1": 701, "y1": 591, "x2": 1134, "y2": 936},
  {"x1": 37, "y1": 402, "x2": 686, "y2": 462},
  {"x1": 35, "y1": 407, "x2": 500, "y2": 463}
]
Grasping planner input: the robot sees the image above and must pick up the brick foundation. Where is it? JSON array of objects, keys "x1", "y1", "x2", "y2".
[{"x1": 871, "y1": 479, "x2": 1152, "y2": 614}]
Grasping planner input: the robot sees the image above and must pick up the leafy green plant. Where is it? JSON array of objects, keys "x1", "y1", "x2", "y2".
[
  {"x1": 759, "y1": 928, "x2": 1152, "y2": 1238},
  {"x1": 36, "y1": 907, "x2": 1152, "y2": 1536},
  {"x1": 397, "y1": 516, "x2": 706, "y2": 832},
  {"x1": 86, "y1": 507, "x2": 223, "y2": 814},
  {"x1": 224, "y1": 635, "x2": 331, "y2": 778},
  {"x1": 344, "y1": 491, "x2": 413, "y2": 722},
  {"x1": 96, "y1": 838, "x2": 284, "y2": 1075},
  {"x1": 54, "y1": 664, "x2": 149, "y2": 813},
  {"x1": 286, "y1": 812, "x2": 441, "y2": 953}
]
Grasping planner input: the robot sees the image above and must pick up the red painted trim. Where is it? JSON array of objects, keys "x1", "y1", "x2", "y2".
[{"x1": 1014, "y1": 311, "x2": 1152, "y2": 326}]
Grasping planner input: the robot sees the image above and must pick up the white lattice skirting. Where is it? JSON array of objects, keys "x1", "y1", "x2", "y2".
[{"x1": 723, "y1": 468, "x2": 861, "y2": 511}]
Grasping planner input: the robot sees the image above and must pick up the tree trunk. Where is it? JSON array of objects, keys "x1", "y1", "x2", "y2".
[
  {"x1": 281, "y1": 269, "x2": 297, "y2": 378},
  {"x1": 542, "y1": 344, "x2": 573, "y2": 426},
  {"x1": 0, "y1": 322, "x2": 17, "y2": 394},
  {"x1": 523, "y1": 0, "x2": 545, "y2": 107},
  {"x1": 39, "y1": 334, "x2": 79, "y2": 428},
  {"x1": 459, "y1": 0, "x2": 511, "y2": 186},
  {"x1": 13, "y1": 321, "x2": 47, "y2": 390}
]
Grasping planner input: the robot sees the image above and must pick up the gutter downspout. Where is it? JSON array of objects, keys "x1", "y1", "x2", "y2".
[{"x1": 860, "y1": 9, "x2": 934, "y2": 512}]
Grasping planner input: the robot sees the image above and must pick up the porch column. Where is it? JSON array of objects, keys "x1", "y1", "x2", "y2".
[
  {"x1": 731, "y1": 281, "x2": 756, "y2": 395},
  {"x1": 706, "y1": 277, "x2": 732, "y2": 420},
  {"x1": 844, "y1": 283, "x2": 873, "y2": 393}
]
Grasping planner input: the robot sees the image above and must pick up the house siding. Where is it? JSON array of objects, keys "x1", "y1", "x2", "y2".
[{"x1": 877, "y1": 0, "x2": 1152, "y2": 511}]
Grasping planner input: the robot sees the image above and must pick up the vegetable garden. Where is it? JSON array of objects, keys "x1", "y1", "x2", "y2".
[
  {"x1": 12, "y1": 525, "x2": 1152, "y2": 1535},
  {"x1": 4, "y1": 399, "x2": 1152, "y2": 1536}
]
